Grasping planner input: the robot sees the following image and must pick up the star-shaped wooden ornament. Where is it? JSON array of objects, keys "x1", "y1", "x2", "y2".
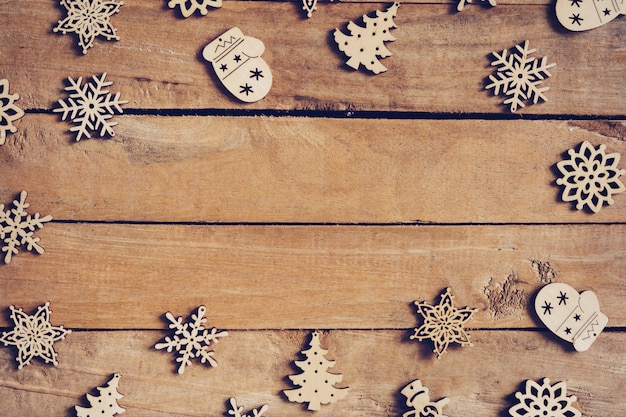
[{"x1": 410, "y1": 288, "x2": 477, "y2": 359}]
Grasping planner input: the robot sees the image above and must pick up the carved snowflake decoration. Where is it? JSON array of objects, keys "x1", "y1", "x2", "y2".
[
  {"x1": 227, "y1": 398, "x2": 269, "y2": 417},
  {"x1": 0, "y1": 191, "x2": 53, "y2": 264},
  {"x1": 167, "y1": 0, "x2": 222, "y2": 18},
  {"x1": 410, "y1": 288, "x2": 477, "y2": 359},
  {"x1": 0, "y1": 302, "x2": 71, "y2": 369},
  {"x1": 509, "y1": 378, "x2": 581, "y2": 417},
  {"x1": 155, "y1": 305, "x2": 228, "y2": 374},
  {"x1": 556, "y1": 141, "x2": 625, "y2": 213},
  {"x1": 54, "y1": 73, "x2": 127, "y2": 141},
  {"x1": 53, "y1": 0, "x2": 123, "y2": 54},
  {"x1": 0, "y1": 79, "x2": 25, "y2": 145},
  {"x1": 486, "y1": 40, "x2": 555, "y2": 112}
]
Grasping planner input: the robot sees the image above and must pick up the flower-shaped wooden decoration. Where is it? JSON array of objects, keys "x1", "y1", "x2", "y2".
[
  {"x1": 509, "y1": 378, "x2": 581, "y2": 417},
  {"x1": 53, "y1": 0, "x2": 124, "y2": 54},
  {"x1": 556, "y1": 141, "x2": 625, "y2": 213},
  {"x1": 0, "y1": 79, "x2": 25, "y2": 145},
  {"x1": 410, "y1": 288, "x2": 477, "y2": 359},
  {"x1": 0, "y1": 302, "x2": 71, "y2": 369}
]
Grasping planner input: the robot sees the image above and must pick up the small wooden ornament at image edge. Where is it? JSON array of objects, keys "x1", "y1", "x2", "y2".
[
  {"x1": 555, "y1": 0, "x2": 623, "y2": 31},
  {"x1": 0, "y1": 79, "x2": 25, "y2": 145},
  {"x1": 302, "y1": 0, "x2": 317, "y2": 17},
  {"x1": 508, "y1": 378, "x2": 581, "y2": 417},
  {"x1": 535, "y1": 282, "x2": 608, "y2": 352},
  {"x1": 400, "y1": 379, "x2": 450, "y2": 417},
  {"x1": 227, "y1": 397, "x2": 269, "y2": 417},
  {"x1": 75, "y1": 373, "x2": 125, "y2": 417},
  {"x1": 456, "y1": 0, "x2": 496, "y2": 12}
]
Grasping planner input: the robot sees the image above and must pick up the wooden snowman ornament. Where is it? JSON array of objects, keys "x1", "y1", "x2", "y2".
[
  {"x1": 203, "y1": 27, "x2": 272, "y2": 103},
  {"x1": 535, "y1": 283, "x2": 607, "y2": 351},
  {"x1": 556, "y1": 0, "x2": 623, "y2": 31}
]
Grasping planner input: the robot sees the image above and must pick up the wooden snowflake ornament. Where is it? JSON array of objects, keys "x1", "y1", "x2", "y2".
[
  {"x1": 556, "y1": 0, "x2": 623, "y2": 31},
  {"x1": 508, "y1": 378, "x2": 581, "y2": 417},
  {"x1": 486, "y1": 40, "x2": 555, "y2": 112},
  {"x1": 227, "y1": 397, "x2": 269, "y2": 417},
  {"x1": 55, "y1": 73, "x2": 127, "y2": 141},
  {"x1": 556, "y1": 141, "x2": 625, "y2": 213},
  {"x1": 410, "y1": 288, "x2": 477, "y2": 359},
  {"x1": 168, "y1": 0, "x2": 222, "y2": 17},
  {"x1": 75, "y1": 373, "x2": 125, "y2": 417},
  {"x1": 0, "y1": 79, "x2": 25, "y2": 145},
  {"x1": 283, "y1": 331, "x2": 349, "y2": 411},
  {"x1": 0, "y1": 191, "x2": 53, "y2": 264},
  {"x1": 155, "y1": 305, "x2": 228, "y2": 374},
  {"x1": 400, "y1": 379, "x2": 449, "y2": 417},
  {"x1": 333, "y1": 2, "x2": 400, "y2": 74},
  {"x1": 535, "y1": 283, "x2": 608, "y2": 351},
  {"x1": 202, "y1": 27, "x2": 273, "y2": 103},
  {"x1": 0, "y1": 302, "x2": 70, "y2": 369},
  {"x1": 53, "y1": 0, "x2": 123, "y2": 54}
]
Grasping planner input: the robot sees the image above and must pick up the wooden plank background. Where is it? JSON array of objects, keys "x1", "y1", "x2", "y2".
[{"x1": 1, "y1": 0, "x2": 624, "y2": 416}]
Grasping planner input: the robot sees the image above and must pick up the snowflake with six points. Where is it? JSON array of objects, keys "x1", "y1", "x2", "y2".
[
  {"x1": 509, "y1": 378, "x2": 581, "y2": 417},
  {"x1": 53, "y1": 0, "x2": 124, "y2": 54},
  {"x1": 486, "y1": 40, "x2": 555, "y2": 112},
  {"x1": 410, "y1": 287, "x2": 477, "y2": 359},
  {"x1": 155, "y1": 305, "x2": 228, "y2": 374},
  {"x1": 0, "y1": 79, "x2": 25, "y2": 145},
  {"x1": 0, "y1": 302, "x2": 71, "y2": 369},
  {"x1": 54, "y1": 73, "x2": 127, "y2": 141},
  {"x1": 556, "y1": 141, "x2": 625, "y2": 213},
  {"x1": 0, "y1": 191, "x2": 53, "y2": 264}
]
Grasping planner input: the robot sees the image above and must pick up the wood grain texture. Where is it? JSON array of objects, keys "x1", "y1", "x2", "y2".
[
  {"x1": 1, "y1": 330, "x2": 624, "y2": 416},
  {"x1": 1, "y1": 223, "x2": 623, "y2": 329},
  {"x1": 3, "y1": 114, "x2": 626, "y2": 224},
  {"x1": 1, "y1": 1, "x2": 624, "y2": 114}
]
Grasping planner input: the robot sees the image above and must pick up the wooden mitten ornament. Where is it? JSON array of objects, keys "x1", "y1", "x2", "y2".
[
  {"x1": 535, "y1": 283, "x2": 607, "y2": 351},
  {"x1": 283, "y1": 331, "x2": 349, "y2": 411},
  {"x1": 203, "y1": 28, "x2": 273, "y2": 103},
  {"x1": 75, "y1": 373, "x2": 125, "y2": 417},
  {"x1": 400, "y1": 379, "x2": 449, "y2": 417},
  {"x1": 556, "y1": 0, "x2": 623, "y2": 31}
]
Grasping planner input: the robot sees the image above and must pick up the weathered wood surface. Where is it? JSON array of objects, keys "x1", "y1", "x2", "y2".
[
  {"x1": 1, "y1": 330, "x2": 624, "y2": 416},
  {"x1": 3, "y1": 115, "x2": 626, "y2": 224},
  {"x1": 1, "y1": 223, "x2": 623, "y2": 329},
  {"x1": 1, "y1": 1, "x2": 625, "y2": 114}
]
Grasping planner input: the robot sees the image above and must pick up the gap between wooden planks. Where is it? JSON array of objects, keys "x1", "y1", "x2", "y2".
[
  {"x1": 1, "y1": 1, "x2": 624, "y2": 114},
  {"x1": 0, "y1": 330, "x2": 624, "y2": 416}
]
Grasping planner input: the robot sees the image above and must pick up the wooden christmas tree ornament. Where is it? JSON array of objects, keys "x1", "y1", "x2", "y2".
[
  {"x1": 400, "y1": 379, "x2": 449, "y2": 417},
  {"x1": 410, "y1": 288, "x2": 477, "y2": 359},
  {"x1": 535, "y1": 282, "x2": 608, "y2": 352},
  {"x1": 53, "y1": 0, "x2": 123, "y2": 54},
  {"x1": 75, "y1": 373, "x2": 125, "y2": 417},
  {"x1": 227, "y1": 397, "x2": 269, "y2": 417},
  {"x1": 202, "y1": 27, "x2": 273, "y2": 103},
  {"x1": 508, "y1": 378, "x2": 581, "y2": 417},
  {"x1": 0, "y1": 302, "x2": 70, "y2": 369},
  {"x1": 0, "y1": 79, "x2": 25, "y2": 145},
  {"x1": 283, "y1": 331, "x2": 349, "y2": 411},
  {"x1": 0, "y1": 190, "x2": 53, "y2": 264},
  {"x1": 556, "y1": 0, "x2": 623, "y2": 31},
  {"x1": 155, "y1": 305, "x2": 228, "y2": 374},
  {"x1": 333, "y1": 2, "x2": 400, "y2": 74},
  {"x1": 556, "y1": 141, "x2": 625, "y2": 213}
]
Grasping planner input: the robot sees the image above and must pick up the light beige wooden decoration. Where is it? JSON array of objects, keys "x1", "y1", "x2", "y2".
[
  {"x1": 508, "y1": 378, "x2": 581, "y2": 417},
  {"x1": 75, "y1": 373, "x2": 125, "y2": 417},
  {"x1": 168, "y1": 0, "x2": 222, "y2": 18},
  {"x1": 556, "y1": 141, "x2": 625, "y2": 213},
  {"x1": 0, "y1": 79, "x2": 25, "y2": 145},
  {"x1": 0, "y1": 190, "x2": 53, "y2": 264},
  {"x1": 155, "y1": 305, "x2": 228, "y2": 374},
  {"x1": 53, "y1": 0, "x2": 123, "y2": 54},
  {"x1": 556, "y1": 0, "x2": 623, "y2": 31},
  {"x1": 283, "y1": 330, "x2": 349, "y2": 411},
  {"x1": 333, "y1": 2, "x2": 400, "y2": 75},
  {"x1": 535, "y1": 283, "x2": 608, "y2": 352},
  {"x1": 400, "y1": 379, "x2": 449, "y2": 417},
  {"x1": 54, "y1": 73, "x2": 128, "y2": 141},
  {"x1": 456, "y1": 0, "x2": 496, "y2": 12},
  {"x1": 302, "y1": 0, "x2": 317, "y2": 17},
  {"x1": 410, "y1": 288, "x2": 477, "y2": 359},
  {"x1": 202, "y1": 27, "x2": 273, "y2": 103},
  {"x1": 485, "y1": 40, "x2": 555, "y2": 112},
  {"x1": 227, "y1": 397, "x2": 269, "y2": 417},
  {"x1": 0, "y1": 302, "x2": 70, "y2": 369}
]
